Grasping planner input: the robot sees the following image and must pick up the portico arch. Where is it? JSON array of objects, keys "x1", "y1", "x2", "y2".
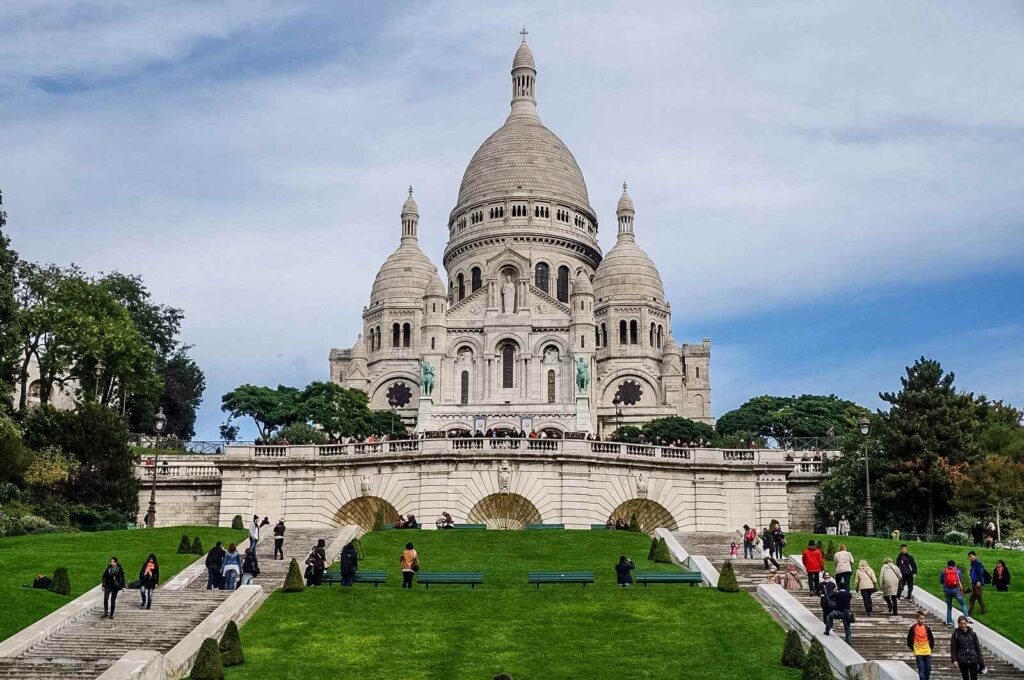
[
  {"x1": 334, "y1": 496, "x2": 399, "y2": 532},
  {"x1": 467, "y1": 493, "x2": 542, "y2": 530},
  {"x1": 608, "y1": 499, "x2": 678, "y2": 534}
]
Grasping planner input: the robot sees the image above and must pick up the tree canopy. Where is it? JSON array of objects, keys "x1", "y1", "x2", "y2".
[
  {"x1": 0, "y1": 196, "x2": 17, "y2": 410},
  {"x1": 716, "y1": 394, "x2": 867, "y2": 446},
  {"x1": 642, "y1": 417, "x2": 717, "y2": 445}
]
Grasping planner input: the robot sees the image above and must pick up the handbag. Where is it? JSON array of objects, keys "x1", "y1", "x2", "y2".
[{"x1": 412, "y1": 558, "x2": 420, "y2": 573}]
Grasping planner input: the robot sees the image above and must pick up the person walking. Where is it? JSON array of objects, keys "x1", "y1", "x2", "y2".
[
  {"x1": 771, "y1": 525, "x2": 786, "y2": 560},
  {"x1": 817, "y1": 571, "x2": 837, "y2": 620},
  {"x1": 305, "y1": 539, "x2": 327, "y2": 586},
  {"x1": 880, "y1": 557, "x2": 902, "y2": 616},
  {"x1": 967, "y1": 552, "x2": 987, "y2": 617},
  {"x1": 100, "y1": 557, "x2": 126, "y2": 619},
  {"x1": 950, "y1": 616, "x2": 984, "y2": 680},
  {"x1": 896, "y1": 544, "x2": 918, "y2": 600},
  {"x1": 240, "y1": 548, "x2": 260, "y2": 586},
  {"x1": 941, "y1": 560, "x2": 969, "y2": 628},
  {"x1": 138, "y1": 553, "x2": 159, "y2": 610},
  {"x1": 249, "y1": 515, "x2": 269, "y2": 554},
  {"x1": 834, "y1": 543, "x2": 854, "y2": 590},
  {"x1": 742, "y1": 524, "x2": 756, "y2": 560},
  {"x1": 838, "y1": 514, "x2": 851, "y2": 536},
  {"x1": 992, "y1": 560, "x2": 1011, "y2": 592},
  {"x1": 854, "y1": 559, "x2": 879, "y2": 614},
  {"x1": 272, "y1": 519, "x2": 286, "y2": 560},
  {"x1": 906, "y1": 610, "x2": 935, "y2": 680},
  {"x1": 802, "y1": 540, "x2": 825, "y2": 595},
  {"x1": 340, "y1": 541, "x2": 359, "y2": 586},
  {"x1": 205, "y1": 541, "x2": 225, "y2": 590},
  {"x1": 824, "y1": 585, "x2": 854, "y2": 645},
  {"x1": 400, "y1": 542, "x2": 419, "y2": 589},
  {"x1": 757, "y1": 534, "x2": 779, "y2": 570},
  {"x1": 221, "y1": 544, "x2": 242, "y2": 590},
  {"x1": 615, "y1": 555, "x2": 635, "y2": 587}
]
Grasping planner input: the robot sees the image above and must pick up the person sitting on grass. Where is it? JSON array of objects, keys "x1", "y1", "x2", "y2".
[
  {"x1": 615, "y1": 555, "x2": 635, "y2": 587},
  {"x1": 605, "y1": 518, "x2": 615, "y2": 529}
]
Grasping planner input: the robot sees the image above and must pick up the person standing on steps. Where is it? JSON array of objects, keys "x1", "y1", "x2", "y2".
[
  {"x1": 802, "y1": 540, "x2": 825, "y2": 595},
  {"x1": 880, "y1": 557, "x2": 902, "y2": 616},
  {"x1": 340, "y1": 541, "x2": 359, "y2": 587},
  {"x1": 273, "y1": 519, "x2": 286, "y2": 560},
  {"x1": 138, "y1": 553, "x2": 159, "y2": 610},
  {"x1": 950, "y1": 615, "x2": 984, "y2": 680},
  {"x1": 906, "y1": 610, "x2": 935, "y2": 680},
  {"x1": 221, "y1": 543, "x2": 242, "y2": 590},
  {"x1": 824, "y1": 585, "x2": 853, "y2": 645},
  {"x1": 854, "y1": 559, "x2": 879, "y2": 615},
  {"x1": 100, "y1": 556, "x2": 125, "y2": 619},
  {"x1": 205, "y1": 541, "x2": 225, "y2": 590},
  {"x1": 758, "y1": 532, "x2": 779, "y2": 570},
  {"x1": 400, "y1": 542, "x2": 419, "y2": 589},
  {"x1": 833, "y1": 543, "x2": 854, "y2": 591},
  {"x1": 941, "y1": 560, "x2": 969, "y2": 628},
  {"x1": 249, "y1": 515, "x2": 269, "y2": 554},
  {"x1": 615, "y1": 555, "x2": 635, "y2": 587},
  {"x1": 742, "y1": 524, "x2": 756, "y2": 559},
  {"x1": 305, "y1": 539, "x2": 328, "y2": 586},
  {"x1": 967, "y1": 551, "x2": 987, "y2": 618},
  {"x1": 817, "y1": 571, "x2": 837, "y2": 621},
  {"x1": 897, "y1": 544, "x2": 918, "y2": 600},
  {"x1": 240, "y1": 547, "x2": 260, "y2": 586}
]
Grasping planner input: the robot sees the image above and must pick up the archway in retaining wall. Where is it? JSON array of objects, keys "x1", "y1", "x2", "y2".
[
  {"x1": 608, "y1": 499, "x2": 678, "y2": 534},
  {"x1": 467, "y1": 493, "x2": 542, "y2": 530},
  {"x1": 334, "y1": 496, "x2": 399, "y2": 532}
]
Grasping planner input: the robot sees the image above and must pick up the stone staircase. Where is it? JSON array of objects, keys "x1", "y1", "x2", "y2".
[
  {"x1": 0, "y1": 527, "x2": 339, "y2": 679},
  {"x1": 674, "y1": 532, "x2": 1024, "y2": 680}
]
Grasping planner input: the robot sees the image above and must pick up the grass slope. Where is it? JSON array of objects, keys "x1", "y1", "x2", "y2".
[
  {"x1": 0, "y1": 526, "x2": 244, "y2": 641},
  {"x1": 229, "y1": 530, "x2": 800, "y2": 679},
  {"x1": 790, "y1": 532, "x2": 1024, "y2": 643}
]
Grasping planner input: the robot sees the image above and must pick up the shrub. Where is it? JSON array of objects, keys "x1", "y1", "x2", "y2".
[
  {"x1": 272, "y1": 423, "x2": 327, "y2": 445},
  {"x1": 231, "y1": 515, "x2": 244, "y2": 530},
  {"x1": 613, "y1": 425, "x2": 642, "y2": 442},
  {"x1": 49, "y1": 567, "x2": 70, "y2": 595},
  {"x1": 652, "y1": 538, "x2": 673, "y2": 564},
  {"x1": 372, "y1": 509, "x2": 386, "y2": 532},
  {"x1": 190, "y1": 637, "x2": 224, "y2": 680},
  {"x1": 351, "y1": 537, "x2": 364, "y2": 560},
  {"x1": 647, "y1": 537, "x2": 658, "y2": 561},
  {"x1": 192, "y1": 536, "x2": 204, "y2": 555},
  {"x1": 177, "y1": 534, "x2": 192, "y2": 554},
  {"x1": 943, "y1": 531, "x2": 969, "y2": 546},
  {"x1": 17, "y1": 514, "x2": 53, "y2": 535},
  {"x1": 801, "y1": 638, "x2": 832, "y2": 680},
  {"x1": 781, "y1": 629, "x2": 805, "y2": 668},
  {"x1": 823, "y1": 540, "x2": 836, "y2": 561},
  {"x1": 219, "y1": 620, "x2": 244, "y2": 667},
  {"x1": 717, "y1": 561, "x2": 740, "y2": 592},
  {"x1": 282, "y1": 559, "x2": 305, "y2": 592},
  {"x1": 627, "y1": 513, "x2": 641, "y2": 532}
]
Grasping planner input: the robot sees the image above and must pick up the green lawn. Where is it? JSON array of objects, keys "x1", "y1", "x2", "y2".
[
  {"x1": 228, "y1": 530, "x2": 801, "y2": 680},
  {"x1": 0, "y1": 526, "x2": 244, "y2": 641},
  {"x1": 790, "y1": 532, "x2": 1024, "y2": 643}
]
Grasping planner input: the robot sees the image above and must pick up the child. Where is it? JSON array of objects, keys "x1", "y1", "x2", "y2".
[{"x1": 730, "y1": 541, "x2": 740, "y2": 558}]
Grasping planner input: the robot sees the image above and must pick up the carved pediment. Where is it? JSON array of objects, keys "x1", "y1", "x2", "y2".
[
  {"x1": 485, "y1": 247, "x2": 532, "y2": 269},
  {"x1": 447, "y1": 285, "x2": 489, "y2": 316},
  {"x1": 529, "y1": 285, "x2": 570, "y2": 315}
]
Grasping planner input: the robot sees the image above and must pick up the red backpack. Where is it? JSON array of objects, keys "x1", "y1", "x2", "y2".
[
  {"x1": 944, "y1": 567, "x2": 960, "y2": 588},
  {"x1": 744, "y1": 529, "x2": 756, "y2": 542}
]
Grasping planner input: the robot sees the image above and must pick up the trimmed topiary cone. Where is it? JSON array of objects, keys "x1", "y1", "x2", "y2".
[
  {"x1": 717, "y1": 560, "x2": 740, "y2": 592},
  {"x1": 781, "y1": 629, "x2": 806, "y2": 668},
  {"x1": 351, "y1": 537, "x2": 364, "y2": 560},
  {"x1": 177, "y1": 534, "x2": 192, "y2": 554},
  {"x1": 231, "y1": 515, "x2": 244, "y2": 530},
  {"x1": 191, "y1": 536, "x2": 204, "y2": 555},
  {"x1": 190, "y1": 637, "x2": 224, "y2": 680},
  {"x1": 49, "y1": 567, "x2": 70, "y2": 595},
  {"x1": 282, "y1": 558, "x2": 305, "y2": 592},
  {"x1": 372, "y1": 509, "x2": 386, "y2": 532},
  {"x1": 647, "y1": 537, "x2": 658, "y2": 561},
  {"x1": 653, "y1": 538, "x2": 673, "y2": 564},
  {"x1": 627, "y1": 513, "x2": 641, "y2": 532},
  {"x1": 824, "y1": 540, "x2": 836, "y2": 561},
  {"x1": 219, "y1": 620, "x2": 244, "y2": 667},
  {"x1": 801, "y1": 638, "x2": 831, "y2": 680}
]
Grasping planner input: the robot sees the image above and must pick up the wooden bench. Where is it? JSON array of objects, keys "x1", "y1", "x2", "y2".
[
  {"x1": 417, "y1": 572, "x2": 484, "y2": 589},
  {"x1": 525, "y1": 523, "x2": 564, "y2": 530},
  {"x1": 634, "y1": 571, "x2": 702, "y2": 587},
  {"x1": 452, "y1": 524, "x2": 487, "y2": 530},
  {"x1": 322, "y1": 569, "x2": 388, "y2": 587},
  {"x1": 590, "y1": 524, "x2": 612, "y2": 530},
  {"x1": 528, "y1": 571, "x2": 595, "y2": 588}
]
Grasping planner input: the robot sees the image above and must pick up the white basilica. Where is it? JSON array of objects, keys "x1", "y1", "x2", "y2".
[{"x1": 329, "y1": 36, "x2": 712, "y2": 436}]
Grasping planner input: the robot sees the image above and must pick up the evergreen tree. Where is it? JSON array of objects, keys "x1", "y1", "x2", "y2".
[
  {"x1": 351, "y1": 537, "x2": 364, "y2": 560},
  {"x1": 652, "y1": 538, "x2": 673, "y2": 564},
  {"x1": 647, "y1": 536, "x2": 658, "y2": 561},
  {"x1": 178, "y1": 534, "x2": 192, "y2": 554},
  {"x1": 190, "y1": 637, "x2": 224, "y2": 680},
  {"x1": 627, "y1": 513, "x2": 641, "y2": 532},
  {"x1": 49, "y1": 567, "x2": 70, "y2": 595},
  {"x1": 717, "y1": 561, "x2": 739, "y2": 592},
  {"x1": 191, "y1": 536, "x2": 204, "y2": 555},
  {"x1": 231, "y1": 515, "x2": 244, "y2": 530},
  {"x1": 0, "y1": 193, "x2": 18, "y2": 410},
  {"x1": 372, "y1": 509, "x2": 386, "y2": 532},
  {"x1": 781, "y1": 630, "x2": 806, "y2": 668},
  {"x1": 801, "y1": 638, "x2": 832, "y2": 680},
  {"x1": 282, "y1": 559, "x2": 305, "y2": 592},
  {"x1": 823, "y1": 540, "x2": 836, "y2": 561},
  {"x1": 219, "y1": 620, "x2": 244, "y2": 667}
]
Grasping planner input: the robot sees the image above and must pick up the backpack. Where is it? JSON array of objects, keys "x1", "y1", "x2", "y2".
[
  {"x1": 944, "y1": 567, "x2": 960, "y2": 588},
  {"x1": 744, "y1": 529, "x2": 756, "y2": 542},
  {"x1": 983, "y1": 568, "x2": 991, "y2": 585}
]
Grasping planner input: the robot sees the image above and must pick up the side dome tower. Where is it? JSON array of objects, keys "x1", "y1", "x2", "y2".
[
  {"x1": 368, "y1": 187, "x2": 439, "y2": 309},
  {"x1": 593, "y1": 184, "x2": 665, "y2": 304}
]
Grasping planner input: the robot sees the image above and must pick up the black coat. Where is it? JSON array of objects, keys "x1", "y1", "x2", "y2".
[
  {"x1": 762, "y1": 531, "x2": 776, "y2": 551},
  {"x1": 615, "y1": 560, "x2": 635, "y2": 585},
  {"x1": 273, "y1": 523, "x2": 285, "y2": 539},
  {"x1": 341, "y1": 547, "x2": 358, "y2": 577},
  {"x1": 138, "y1": 562, "x2": 159, "y2": 589},
  {"x1": 993, "y1": 565, "x2": 1011, "y2": 591},
  {"x1": 951, "y1": 628, "x2": 983, "y2": 665},
  {"x1": 205, "y1": 546, "x2": 225, "y2": 570},
  {"x1": 242, "y1": 553, "x2": 260, "y2": 576},
  {"x1": 306, "y1": 547, "x2": 327, "y2": 571},
  {"x1": 896, "y1": 553, "x2": 917, "y2": 576},
  {"x1": 101, "y1": 565, "x2": 126, "y2": 591}
]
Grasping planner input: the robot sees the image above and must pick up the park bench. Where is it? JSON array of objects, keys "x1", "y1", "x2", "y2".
[
  {"x1": 322, "y1": 569, "x2": 388, "y2": 587},
  {"x1": 418, "y1": 572, "x2": 484, "y2": 589},
  {"x1": 452, "y1": 523, "x2": 487, "y2": 529},
  {"x1": 528, "y1": 571, "x2": 595, "y2": 588},
  {"x1": 525, "y1": 523, "x2": 564, "y2": 530},
  {"x1": 590, "y1": 524, "x2": 611, "y2": 530},
  {"x1": 634, "y1": 571, "x2": 702, "y2": 587}
]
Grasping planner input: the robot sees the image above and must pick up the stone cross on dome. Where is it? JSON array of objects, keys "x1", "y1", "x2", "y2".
[{"x1": 520, "y1": 26, "x2": 528, "y2": 41}]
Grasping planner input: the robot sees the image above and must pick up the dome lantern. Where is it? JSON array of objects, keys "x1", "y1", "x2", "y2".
[
  {"x1": 616, "y1": 182, "x2": 635, "y2": 241},
  {"x1": 510, "y1": 27, "x2": 538, "y2": 121},
  {"x1": 401, "y1": 186, "x2": 419, "y2": 242}
]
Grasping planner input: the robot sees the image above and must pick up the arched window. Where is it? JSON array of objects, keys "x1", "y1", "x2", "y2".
[
  {"x1": 374, "y1": 326, "x2": 381, "y2": 351},
  {"x1": 619, "y1": 320, "x2": 627, "y2": 345},
  {"x1": 471, "y1": 267, "x2": 482, "y2": 292},
  {"x1": 657, "y1": 324, "x2": 663, "y2": 348},
  {"x1": 457, "y1": 273, "x2": 465, "y2": 301},
  {"x1": 402, "y1": 323, "x2": 411, "y2": 348},
  {"x1": 535, "y1": 262, "x2": 549, "y2": 293},
  {"x1": 366, "y1": 333, "x2": 373, "y2": 352},
  {"x1": 650, "y1": 323, "x2": 656, "y2": 347},
  {"x1": 595, "y1": 328, "x2": 600, "y2": 347},
  {"x1": 601, "y1": 323, "x2": 608, "y2": 348},
  {"x1": 629, "y1": 320, "x2": 638, "y2": 345},
  {"x1": 547, "y1": 369, "x2": 556, "y2": 403},
  {"x1": 460, "y1": 371, "x2": 470, "y2": 405},
  {"x1": 556, "y1": 266, "x2": 570, "y2": 303},
  {"x1": 430, "y1": 337, "x2": 435, "y2": 350},
  {"x1": 696, "y1": 366, "x2": 701, "y2": 379},
  {"x1": 392, "y1": 323, "x2": 400, "y2": 347},
  {"x1": 502, "y1": 343, "x2": 515, "y2": 389}
]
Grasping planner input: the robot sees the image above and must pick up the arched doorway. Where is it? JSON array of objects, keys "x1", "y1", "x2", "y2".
[
  {"x1": 334, "y1": 496, "x2": 399, "y2": 532},
  {"x1": 467, "y1": 493, "x2": 542, "y2": 530},
  {"x1": 608, "y1": 499, "x2": 678, "y2": 534}
]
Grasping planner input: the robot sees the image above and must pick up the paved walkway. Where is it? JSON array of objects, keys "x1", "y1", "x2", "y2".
[
  {"x1": 674, "y1": 532, "x2": 1024, "y2": 680},
  {"x1": 0, "y1": 528, "x2": 336, "y2": 680}
]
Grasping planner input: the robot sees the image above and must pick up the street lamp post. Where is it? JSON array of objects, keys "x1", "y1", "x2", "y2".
[
  {"x1": 612, "y1": 396, "x2": 623, "y2": 439},
  {"x1": 387, "y1": 396, "x2": 398, "y2": 437},
  {"x1": 857, "y1": 414, "x2": 874, "y2": 537},
  {"x1": 93, "y1": 361, "x2": 103, "y2": 402},
  {"x1": 146, "y1": 407, "x2": 167, "y2": 528}
]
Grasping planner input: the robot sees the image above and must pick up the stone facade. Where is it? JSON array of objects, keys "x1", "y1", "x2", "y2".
[{"x1": 329, "y1": 37, "x2": 712, "y2": 436}]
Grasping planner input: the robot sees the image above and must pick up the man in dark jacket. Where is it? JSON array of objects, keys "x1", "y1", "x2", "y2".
[
  {"x1": 950, "y1": 616, "x2": 984, "y2": 679},
  {"x1": 205, "y1": 542, "x2": 225, "y2": 590},
  {"x1": 967, "y1": 551, "x2": 987, "y2": 617},
  {"x1": 273, "y1": 520, "x2": 286, "y2": 560},
  {"x1": 340, "y1": 542, "x2": 359, "y2": 586},
  {"x1": 896, "y1": 544, "x2": 918, "y2": 600},
  {"x1": 824, "y1": 586, "x2": 853, "y2": 644}
]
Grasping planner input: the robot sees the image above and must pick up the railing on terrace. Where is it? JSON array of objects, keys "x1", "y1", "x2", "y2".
[{"x1": 134, "y1": 458, "x2": 220, "y2": 479}]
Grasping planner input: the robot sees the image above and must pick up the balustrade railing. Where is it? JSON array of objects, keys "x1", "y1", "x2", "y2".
[
  {"x1": 317, "y1": 445, "x2": 348, "y2": 457},
  {"x1": 389, "y1": 440, "x2": 420, "y2": 453},
  {"x1": 624, "y1": 445, "x2": 655, "y2": 457},
  {"x1": 722, "y1": 450, "x2": 755, "y2": 461},
  {"x1": 590, "y1": 442, "x2": 620, "y2": 454},
  {"x1": 661, "y1": 448, "x2": 691, "y2": 460},
  {"x1": 253, "y1": 445, "x2": 287, "y2": 458},
  {"x1": 353, "y1": 443, "x2": 383, "y2": 455}
]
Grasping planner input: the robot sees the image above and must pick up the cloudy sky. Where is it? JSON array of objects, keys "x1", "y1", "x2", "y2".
[{"x1": 2, "y1": 1, "x2": 1022, "y2": 438}]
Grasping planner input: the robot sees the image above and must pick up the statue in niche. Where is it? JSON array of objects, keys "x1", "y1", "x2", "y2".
[
  {"x1": 543, "y1": 346, "x2": 559, "y2": 364},
  {"x1": 636, "y1": 472, "x2": 648, "y2": 499},
  {"x1": 360, "y1": 474, "x2": 372, "y2": 497},
  {"x1": 501, "y1": 275, "x2": 516, "y2": 313},
  {"x1": 419, "y1": 358, "x2": 435, "y2": 397},
  {"x1": 574, "y1": 356, "x2": 590, "y2": 393},
  {"x1": 457, "y1": 348, "x2": 472, "y2": 365},
  {"x1": 498, "y1": 460, "x2": 511, "y2": 494}
]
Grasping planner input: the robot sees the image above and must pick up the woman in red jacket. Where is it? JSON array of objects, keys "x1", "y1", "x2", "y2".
[{"x1": 802, "y1": 541, "x2": 825, "y2": 595}]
